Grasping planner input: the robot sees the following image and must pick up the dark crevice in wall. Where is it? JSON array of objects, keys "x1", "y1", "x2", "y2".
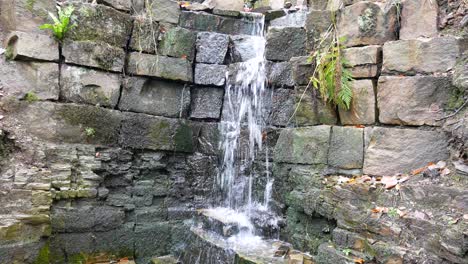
[{"x1": 116, "y1": 18, "x2": 136, "y2": 110}]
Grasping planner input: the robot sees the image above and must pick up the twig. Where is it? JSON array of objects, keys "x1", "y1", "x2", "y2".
[{"x1": 436, "y1": 98, "x2": 468, "y2": 121}]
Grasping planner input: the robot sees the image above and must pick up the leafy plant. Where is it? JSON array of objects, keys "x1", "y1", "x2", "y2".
[
  {"x1": 387, "y1": 208, "x2": 399, "y2": 218},
  {"x1": 342, "y1": 248, "x2": 352, "y2": 256},
  {"x1": 39, "y1": 5, "x2": 75, "y2": 41},
  {"x1": 84, "y1": 127, "x2": 96, "y2": 138},
  {"x1": 24, "y1": 92, "x2": 39, "y2": 103}
]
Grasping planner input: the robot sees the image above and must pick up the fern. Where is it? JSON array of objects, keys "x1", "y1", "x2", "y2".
[{"x1": 39, "y1": 5, "x2": 75, "y2": 41}]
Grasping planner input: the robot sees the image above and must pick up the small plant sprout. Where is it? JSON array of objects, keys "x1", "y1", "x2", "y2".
[
  {"x1": 24, "y1": 92, "x2": 39, "y2": 103},
  {"x1": 84, "y1": 127, "x2": 96, "y2": 138},
  {"x1": 39, "y1": 5, "x2": 75, "y2": 41},
  {"x1": 387, "y1": 208, "x2": 399, "y2": 218},
  {"x1": 342, "y1": 248, "x2": 352, "y2": 256}
]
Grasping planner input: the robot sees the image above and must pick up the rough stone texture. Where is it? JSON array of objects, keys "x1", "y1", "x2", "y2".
[
  {"x1": 328, "y1": 126, "x2": 364, "y2": 169},
  {"x1": 342, "y1": 45, "x2": 382, "y2": 67},
  {"x1": 400, "y1": 0, "x2": 438, "y2": 40},
  {"x1": 190, "y1": 87, "x2": 224, "y2": 119},
  {"x1": 349, "y1": 65, "x2": 379, "y2": 78},
  {"x1": 382, "y1": 37, "x2": 461, "y2": 74},
  {"x1": 293, "y1": 87, "x2": 338, "y2": 126},
  {"x1": 69, "y1": 3, "x2": 133, "y2": 48},
  {"x1": 229, "y1": 35, "x2": 264, "y2": 63},
  {"x1": 270, "y1": 10, "x2": 307, "y2": 27},
  {"x1": 0, "y1": 60, "x2": 59, "y2": 100},
  {"x1": 194, "y1": 63, "x2": 227, "y2": 86},
  {"x1": 119, "y1": 77, "x2": 190, "y2": 118},
  {"x1": 148, "y1": 0, "x2": 181, "y2": 24},
  {"x1": 305, "y1": 10, "x2": 333, "y2": 49},
  {"x1": 290, "y1": 56, "x2": 314, "y2": 86},
  {"x1": 5, "y1": 31, "x2": 58, "y2": 61},
  {"x1": 0, "y1": 0, "x2": 56, "y2": 34},
  {"x1": 274, "y1": 126, "x2": 331, "y2": 164},
  {"x1": 339, "y1": 80, "x2": 376, "y2": 125},
  {"x1": 197, "y1": 123, "x2": 220, "y2": 155},
  {"x1": 196, "y1": 32, "x2": 229, "y2": 64},
  {"x1": 100, "y1": 0, "x2": 133, "y2": 11},
  {"x1": 267, "y1": 62, "x2": 294, "y2": 88},
  {"x1": 61, "y1": 65, "x2": 121, "y2": 108},
  {"x1": 363, "y1": 127, "x2": 449, "y2": 175},
  {"x1": 179, "y1": 11, "x2": 260, "y2": 36},
  {"x1": 159, "y1": 27, "x2": 197, "y2": 61},
  {"x1": 210, "y1": 0, "x2": 244, "y2": 11},
  {"x1": 269, "y1": 88, "x2": 295, "y2": 127},
  {"x1": 265, "y1": 27, "x2": 307, "y2": 61},
  {"x1": 453, "y1": 53, "x2": 468, "y2": 91},
  {"x1": 337, "y1": 2, "x2": 397, "y2": 47},
  {"x1": 128, "y1": 52, "x2": 193, "y2": 82},
  {"x1": 62, "y1": 41, "x2": 125, "y2": 73},
  {"x1": 130, "y1": 18, "x2": 159, "y2": 53},
  {"x1": 378, "y1": 76, "x2": 453, "y2": 126}
]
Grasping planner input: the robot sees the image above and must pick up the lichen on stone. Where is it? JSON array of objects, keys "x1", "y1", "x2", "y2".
[{"x1": 358, "y1": 8, "x2": 377, "y2": 34}]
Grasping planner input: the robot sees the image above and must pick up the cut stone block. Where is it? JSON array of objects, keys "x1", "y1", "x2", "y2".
[
  {"x1": 0, "y1": 60, "x2": 59, "y2": 100},
  {"x1": 190, "y1": 87, "x2": 224, "y2": 119},
  {"x1": 339, "y1": 80, "x2": 376, "y2": 125},
  {"x1": 5, "y1": 31, "x2": 59, "y2": 61},
  {"x1": 267, "y1": 62, "x2": 294, "y2": 88},
  {"x1": 128, "y1": 52, "x2": 193, "y2": 82},
  {"x1": 0, "y1": 0, "x2": 56, "y2": 34},
  {"x1": 328, "y1": 126, "x2": 364, "y2": 169},
  {"x1": 148, "y1": 0, "x2": 181, "y2": 24},
  {"x1": 274, "y1": 126, "x2": 331, "y2": 164},
  {"x1": 62, "y1": 41, "x2": 125, "y2": 72},
  {"x1": 209, "y1": 0, "x2": 244, "y2": 11},
  {"x1": 342, "y1": 45, "x2": 382, "y2": 67},
  {"x1": 229, "y1": 35, "x2": 265, "y2": 63},
  {"x1": 266, "y1": 27, "x2": 307, "y2": 61},
  {"x1": 290, "y1": 56, "x2": 314, "y2": 86},
  {"x1": 270, "y1": 88, "x2": 295, "y2": 127},
  {"x1": 196, "y1": 32, "x2": 229, "y2": 64},
  {"x1": 194, "y1": 63, "x2": 227, "y2": 86},
  {"x1": 293, "y1": 87, "x2": 338, "y2": 126},
  {"x1": 400, "y1": 0, "x2": 438, "y2": 40},
  {"x1": 364, "y1": 127, "x2": 449, "y2": 175},
  {"x1": 377, "y1": 76, "x2": 453, "y2": 126},
  {"x1": 270, "y1": 10, "x2": 307, "y2": 27},
  {"x1": 159, "y1": 27, "x2": 197, "y2": 61},
  {"x1": 382, "y1": 37, "x2": 460, "y2": 74},
  {"x1": 119, "y1": 77, "x2": 190, "y2": 118},
  {"x1": 130, "y1": 18, "x2": 159, "y2": 53},
  {"x1": 337, "y1": 2, "x2": 397, "y2": 47},
  {"x1": 61, "y1": 65, "x2": 121, "y2": 108},
  {"x1": 349, "y1": 65, "x2": 379, "y2": 78},
  {"x1": 100, "y1": 0, "x2": 133, "y2": 12},
  {"x1": 179, "y1": 11, "x2": 260, "y2": 36},
  {"x1": 69, "y1": 3, "x2": 133, "y2": 48}
]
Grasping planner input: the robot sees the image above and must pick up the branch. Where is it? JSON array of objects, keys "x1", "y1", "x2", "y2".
[{"x1": 436, "y1": 98, "x2": 468, "y2": 121}]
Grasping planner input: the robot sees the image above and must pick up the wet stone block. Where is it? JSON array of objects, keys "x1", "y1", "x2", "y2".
[
  {"x1": 266, "y1": 27, "x2": 307, "y2": 61},
  {"x1": 119, "y1": 77, "x2": 190, "y2": 118},
  {"x1": 196, "y1": 32, "x2": 229, "y2": 64},
  {"x1": 130, "y1": 18, "x2": 159, "y2": 54},
  {"x1": 62, "y1": 41, "x2": 125, "y2": 72},
  {"x1": 128, "y1": 52, "x2": 193, "y2": 82},
  {"x1": 61, "y1": 65, "x2": 121, "y2": 108},
  {"x1": 328, "y1": 126, "x2": 364, "y2": 169},
  {"x1": 159, "y1": 26, "x2": 197, "y2": 61},
  {"x1": 190, "y1": 86, "x2": 224, "y2": 120},
  {"x1": 194, "y1": 63, "x2": 227, "y2": 86},
  {"x1": 229, "y1": 35, "x2": 264, "y2": 63},
  {"x1": 267, "y1": 61, "x2": 294, "y2": 88}
]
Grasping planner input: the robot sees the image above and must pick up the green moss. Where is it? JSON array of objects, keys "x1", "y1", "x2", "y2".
[
  {"x1": 4, "y1": 222, "x2": 22, "y2": 240},
  {"x1": 68, "y1": 253, "x2": 87, "y2": 264},
  {"x1": 24, "y1": 91, "x2": 39, "y2": 103},
  {"x1": 33, "y1": 241, "x2": 50, "y2": 264},
  {"x1": 447, "y1": 87, "x2": 465, "y2": 110},
  {"x1": 5, "y1": 45, "x2": 14, "y2": 60},
  {"x1": 26, "y1": 0, "x2": 36, "y2": 12},
  {"x1": 174, "y1": 122, "x2": 194, "y2": 152},
  {"x1": 149, "y1": 120, "x2": 171, "y2": 148},
  {"x1": 358, "y1": 7, "x2": 377, "y2": 34}
]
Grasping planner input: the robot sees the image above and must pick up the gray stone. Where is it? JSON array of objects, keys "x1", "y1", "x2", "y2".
[
  {"x1": 148, "y1": 0, "x2": 181, "y2": 24},
  {"x1": 229, "y1": 35, "x2": 264, "y2": 62},
  {"x1": 339, "y1": 80, "x2": 376, "y2": 125},
  {"x1": 453, "y1": 53, "x2": 468, "y2": 91},
  {"x1": 196, "y1": 32, "x2": 229, "y2": 64},
  {"x1": 270, "y1": 10, "x2": 307, "y2": 27},
  {"x1": 382, "y1": 37, "x2": 461, "y2": 74},
  {"x1": 267, "y1": 61, "x2": 294, "y2": 88},
  {"x1": 400, "y1": 0, "x2": 438, "y2": 40},
  {"x1": 348, "y1": 65, "x2": 379, "y2": 78},
  {"x1": 62, "y1": 41, "x2": 125, "y2": 72},
  {"x1": 274, "y1": 126, "x2": 331, "y2": 164},
  {"x1": 328, "y1": 126, "x2": 364, "y2": 169},
  {"x1": 70, "y1": 3, "x2": 133, "y2": 48},
  {"x1": 119, "y1": 77, "x2": 190, "y2": 118},
  {"x1": 130, "y1": 18, "x2": 159, "y2": 53},
  {"x1": 266, "y1": 27, "x2": 307, "y2": 61},
  {"x1": 190, "y1": 87, "x2": 224, "y2": 119},
  {"x1": 61, "y1": 65, "x2": 121, "y2": 108},
  {"x1": 305, "y1": 10, "x2": 333, "y2": 50},
  {"x1": 290, "y1": 56, "x2": 314, "y2": 86},
  {"x1": 337, "y1": 2, "x2": 397, "y2": 47},
  {"x1": 292, "y1": 87, "x2": 338, "y2": 126},
  {"x1": 377, "y1": 76, "x2": 453, "y2": 126},
  {"x1": 197, "y1": 122, "x2": 220, "y2": 155},
  {"x1": 4, "y1": 31, "x2": 58, "y2": 61},
  {"x1": 51, "y1": 205, "x2": 125, "y2": 232},
  {"x1": 209, "y1": 0, "x2": 244, "y2": 10},
  {"x1": 128, "y1": 52, "x2": 193, "y2": 82},
  {"x1": 100, "y1": 0, "x2": 133, "y2": 11},
  {"x1": 194, "y1": 63, "x2": 227, "y2": 86},
  {"x1": 342, "y1": 45, "x2": 382, "y2": 67},
  {"x1": 159, "y1": 27, "x2": 197, "y2": 61},
  {"x1": 179, "y1": 11, "x2": 260, "y2": 35},
  {"x1": 0, "y1": 0, "x2": 55, "y2": 34},
  {"x1": 270, "y1": 88, "x2": 295, "y2": 127},
  {"x1": 212, "y1": 9, "x2": 241, "y2": 17},
  {"x1": 119, "y1": 114, "x2": 201, "y2": 153},
  {"x1": 264, "y1": 9, "x2": 287, "y2": 21},
  {"x1": 363, "y1": 127, "x2": 449, "y2": 175},
  {"x1": 0, "y1": 60, "x2": 59, "y2": 100},
  {"x1": 134, "y1": 222, "x2": 177, "y2": 262}
]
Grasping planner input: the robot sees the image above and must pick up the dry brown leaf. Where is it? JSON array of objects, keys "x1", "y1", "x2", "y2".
[
  {"x1": 381, "y1": 176, "x2": 398, "y2": 189},
  {"x1": 411, "y1": 167, "x2": 426, "y2": 175},
  {"x1": 440, "y1": 168, "x2": 451, "y2": 176},
  {"x1": 354, "y1": 258, "x2": 365, "y2": 264}
]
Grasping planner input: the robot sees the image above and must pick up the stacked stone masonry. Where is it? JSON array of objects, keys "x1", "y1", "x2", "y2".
[{"x1": 0, "y1": 0, "x2": 466, "y2": 263}]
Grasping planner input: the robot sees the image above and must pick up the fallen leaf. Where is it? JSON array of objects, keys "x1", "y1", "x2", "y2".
[
  {"x1": 381, "y1": 176, "x2": 398, "y2": 189},
  {"x1": 181, "y1": 54, "x2": 187, "y2": 59},
  {"x1": 436, "y1": 161, "x2": 447, "y2": 169},
  {"x1": 463, "y1": 214, "x2": 468, "y2": 220},
  {"x1": 440, "y1": 168, "x2": 451, "y2": 176},
  {"x1": 354, "y1": 125, "x2": 365, "y2": 128},
  {"x1": 95, "y1": 152, "x2": 101, "y2": 158},
  {"x1": 411, "y1": 166, "x2": 426, "y2": 175},
  {"x1": 354, "y1": 258, "x2": 365, "y2": 264}
]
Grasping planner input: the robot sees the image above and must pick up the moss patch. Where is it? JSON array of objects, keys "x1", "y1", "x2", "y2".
[
  {"x1": 149, "y1": 120, "x2": 172, "y2": 149},
  {"x1": 174, "y1": 122, "x2": 195, "y2": 152},
  {"x1": 25, "y1": 0, "x2": 36, "y2": 12},
  {"x1": 5, "y1": 45, "x2": 15, "y2": 60},
  {"x1": 33, "y1": 241, "x2": 50, "y2": 264}
]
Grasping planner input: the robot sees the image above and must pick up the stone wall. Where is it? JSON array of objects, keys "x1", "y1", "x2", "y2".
[{"x1": 0, "y1": 0, "x2": 466, "y2": 263}]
